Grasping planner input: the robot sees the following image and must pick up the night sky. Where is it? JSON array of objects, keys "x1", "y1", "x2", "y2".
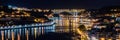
[{"x1": 1, "y1": 0, "x2": 120, "y2": 9}]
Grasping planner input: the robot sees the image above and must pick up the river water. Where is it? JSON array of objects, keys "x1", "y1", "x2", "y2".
[{"x1": 0, "y1": 26, "x2": 56, "y2": 40}]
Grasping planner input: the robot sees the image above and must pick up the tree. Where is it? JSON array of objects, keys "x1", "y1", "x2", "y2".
[{"x1": 78, "y1": 24, "x2": 86, "y2": 32}]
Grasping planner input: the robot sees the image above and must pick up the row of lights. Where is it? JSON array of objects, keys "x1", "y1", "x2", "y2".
[
  {"x1": 0, "y1": 21, "x2": 55, "y2": 29},
  {"x1": 105, "y1": 13, "x2": 120, "y2": 17}
]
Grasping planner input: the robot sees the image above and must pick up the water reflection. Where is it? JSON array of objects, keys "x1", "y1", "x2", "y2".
[
  {"x1": 17, "y1": 33, "x2": 20, "y2": 40},
  {"x1": 1, "y1": 31, "x2": 4, "y2": 40},
  {"x1": 0, "y1": 25, "x2": 55, "y2": 40}
]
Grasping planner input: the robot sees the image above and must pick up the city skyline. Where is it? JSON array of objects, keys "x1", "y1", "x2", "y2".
[{"x1": 1, "y1": 0, "x2": 120, "y2": 40}]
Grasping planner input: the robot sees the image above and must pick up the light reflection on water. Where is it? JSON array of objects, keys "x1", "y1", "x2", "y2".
[{"x1": 0, "y1": 25, "x2": 55, "y2": 40}]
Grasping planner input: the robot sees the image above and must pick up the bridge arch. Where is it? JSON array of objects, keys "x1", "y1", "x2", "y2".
[{"x1": 59, "y1": 11, "x2": 73, "y2": 17}]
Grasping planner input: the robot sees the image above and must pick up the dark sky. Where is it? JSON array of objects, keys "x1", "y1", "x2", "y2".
[{"x1": 1, "y1": 0, "x2": 120, "y2": 9}]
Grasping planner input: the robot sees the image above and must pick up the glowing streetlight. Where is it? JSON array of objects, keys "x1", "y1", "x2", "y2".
[{"x1": 100, "y1": 37, "x2": 105, "y2": 40}]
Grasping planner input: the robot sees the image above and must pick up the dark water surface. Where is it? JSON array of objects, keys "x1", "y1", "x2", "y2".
[{"x1": 0, "y1": 26, "x2": 73, "y2": 40}]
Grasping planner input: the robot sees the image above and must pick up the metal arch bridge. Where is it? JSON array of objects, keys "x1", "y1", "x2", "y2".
[{"x1": 52, "y1": 9, "x2": 86, "y2": 16}]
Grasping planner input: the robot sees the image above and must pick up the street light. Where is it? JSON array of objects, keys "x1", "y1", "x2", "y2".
[{"x1": 100, "y1": 37, "x2": 105, "y2": 40}]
